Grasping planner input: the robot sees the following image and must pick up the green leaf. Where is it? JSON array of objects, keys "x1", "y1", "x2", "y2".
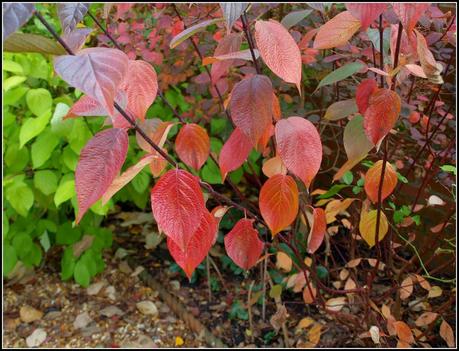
[
  {"x1": 201, "y1": 158, "x2": 222, "y2": 184},
  {"x1": 317, "y1": 184, "x2": 348, "y2": 199},
  {"x1": 316, "y1": 265, "x2": 329, "y2": 280},
  {"x1": 39, "y1": 231, "x2": 51, "y2": 252},
  {"x1": 352, "y1": 186, "x2": 362, "y2": 194},
  {"x1": 3, "y1": 244, "x2": 17, "y2": 277},
  {"x1": 50, "y1": 102, "x2": 72, "y2": 136},
  {"x1": 281, "y1": 9, "x2": 313, "y2": 29},
  {"x1": 89, "y1": 199, "x2": 111, "y2": 216},
  {"x1": 56, "y1": 222, "x2": 82, "y2": 245},
  {"x1": 12, "y1": 233, "x2": 33, "y2": 260},
  {"x1": 316, "y1": 62, "x2": 365, "y2": 90},
  {"x1": 131, "y1": 169, "x2": 150, "y2": 193},
  {"x1": 34, "y1": 170, "x2": 58, "y2": 195},
  {"x1": 54, "y1": 175, "x2": 75, "y2": 207},
  {"x1": 324, "y1": 99, "x2": 358, "y2": 121},
  {"x1": 3, "y1": 76, "x2": 27, "y2": 91},
  {"x1": 269, "y1": 284, "x2": 283, "y2": 299},
  {"x1": 6, "y1": 181, "x2": 34, "y2": 217},
  {"x1": 22, "y1": 243, "x2": 42, "y2": 267},
  {"x1": 61, "y1": 146, "x2": 78, "y2": 171},
  {"x1": 5, "y1": 143, "x2": 29, "y2": 173},
  {"x1": 4, "y1": 86, "x2": 29, "y2": 106},
  {"x1": 440, "y1": 165, "x2": 456, "y2": 175},
  {"x1": 31, "y1": 130, "x2": 60, "y2": 168},
  {"x1": 19, "y1": 109, "x2": 52, "y2": 148},
  {"x1": 341, "y1": 171, "x2": 354, "y2": 185},
  {"x1": 26, "y1": 88, "x2": 53, "y2": 116},
  {"x1": 3, "y1": 59, "x2": 24, "y2": 74},
  {"x1": 61, "y1": 246, "x2": 76, "y2": 280},
  {"x1": 74, "y1": 259, "x2": 91, "y2": 287},
  {"x1": 170, "y1": 18, "x2": 224, "y2": 49}
]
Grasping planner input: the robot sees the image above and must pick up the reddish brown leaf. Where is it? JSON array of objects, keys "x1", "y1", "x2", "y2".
[
  {"x1": 119, "y1": 60, "x2": 158, "y2": 121},
  {"x1": 313, "y1": 11, "x2": 361, "y2": 49},
  {"x1": 307, "y1": 208, "x2": 327, "y2": 254},
  {"x1": 224, "y1": 218, "x2": 264, "y2": 270},
  {"x1": 255, "y1": 123, "x2": 274, "y2": 154},
  {"x1": 400, "y1": 276, "x2": 414, "y2": 300},
  {"x1": 102, "y1": 154, "x2": 155, "y2": 205},
  {"x1": 229, "y1": 74, "x2": 273, "y2": 145},
  {"x1": 75, "y1": 128, "x2": 129, "y2": 223},
  {"x1": 275, "y1": 116, "x2": 322, "y2": 188},
  {"x1": 219, "y1": 127, "x2": 253, "y2": 181},
  {"x1": 54, "y1": 48, "x2": 128, "y2": 116},
  {"x1": 254, "y1": 20, "x2": 302, "y2": 92},
  {"x1": 272, "y1": 93, "x2": 282, "y2": 121},
  {"x1": 303, "y1": 284, "x2": 317, "y2": 304},
  {"x1": 259, "y1": 174, "x2": 299, "y2": 236},
  {"x1": 415, "y1": 312, "x2": 438, "y2": 327},
  {"x1": 364, "y1": 160, "x2": 398, "y2": 203},
  {"x1": 356, "y1": 79, "x2": 378, "y2": 114},
  {"x1": 175, "y1": 123, "x2": 210, "y2": 171},
  {"x1": 363, "y1": 88, "x2": 401, "y2": 145},
  {"x1": 393, "y1": 3, "x2": 430, "y2": 35},
  {"x1": 167, "y1": 210, "x2": 217, "y2": 279},
  {"x1": 210, "y1": 33, "x2": 242, "y2": 84},
  {"x1": 345, "y1": 4, "x2": 387, "y2": 30},
  {"x1": 151, "y1": 169, "x2": 205, "y2": 251}
]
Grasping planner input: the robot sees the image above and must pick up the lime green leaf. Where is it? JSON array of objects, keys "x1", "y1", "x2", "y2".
[
  {"x1": 19, "y1": 109, "x2": 52, "y2": 148},
  {"x1": 34, "y1": 170, "x2": 58, "y2": 195},
  {"x1": 3, "y1": 75, "x2": 26, "y2": 91},
  {"x1": 74, "y1": 259, "x2": 91, "y2": 287},
  {"x1": 26, "y1": 88, "x2": 53, "y2": 116},
  {"x1": 54, "y1": 175, "x2": 75, "y2": 207},
  {"x1": 31, "y1": 130, "x2": 60, "y2": 168},
  {"x1": 6, "y1": 181, "x2": 34, "y2": 216},
  {"x1": 3, "y1": 244, "x2": 17, "y2": 277}
]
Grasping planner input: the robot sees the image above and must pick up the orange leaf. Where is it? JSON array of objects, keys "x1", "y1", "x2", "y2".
[
  {"x1": 255, "y1": 123, "x2": 274, "y2": 154},
  {"x1": 175, "y1": 123, "x2": 210, "y2": 171},
  {"x1": 135, "y1": 118, "x2": 174, "y2": 153},
  {"x1": 272, "y1": 92, "x2": 282, "y2": 121},
  {"x1": 259, "y1": 174, "x2": 299, "y2": 236},
  {"x1": 363, "y1": 88, "x2": 401, "y2": 145},
  {"x1": 275, "y1": 116, "x2": 322, "y2": 188},
  {"x1": 415, "y1": 312, "x2": 438, "y2": 327},
  {"x1": 307, "y1": 208, "x2": 327, "y2": 254},
  {"x1": 303, "y1": 284, "x2": 317, "y2": 304},
  {"x1": 364, "y1": 160, "x2": 398, "y2": 203},
  {"x1": 262, "y1": 156, "x2": 287, "y2": 178},
  {"x1": 439, "y1": 320, "x2": 455, "y2": 348},
  {"x1": 400, "y1": 276, "x2": 414, "y2": 300},
  {"x1": 394, "y1": 321, "x2": 415, "y2": 344},
  {"x1": 313, "y1": 11, "x2": 361, "y2": 49},
  {"x1": 255, "y1": 20, "x2": 302, "y2": 92}
]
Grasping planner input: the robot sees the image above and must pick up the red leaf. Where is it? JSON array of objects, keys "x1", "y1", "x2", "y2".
[
  {"x1": 119, "y1": 59, "x2": 158, "y2": 121},
  {"x1": 167, "y1": 210, "x2": 217, "y2": 279},
  {"x1": 54, "y1": 48, "x2": 128, "y2": 116},
  {"x1": 224, "y1": 218, "x2": 264, "y2": 270},
  {"x1": 102, "y1": 154, "x2": 155, "y2": 205},
  {"x1": 256, "y1": 123, "x2": 274, "y2": 154},
  {"x1": 175, "y1": 123, "x2": 210, "y2": 171},
  {"x1": 356, "y1": 79, "x2": 378, "y2": 114},
  {"x1": 229, "y1": 74, "x2": 273, "y2": 145},
  {"x1": 219, "y1": 127, "x2": 253, "y2": 181},
  {"x1": 313, "y1": 11, "x2": 361, "y2": 50},
  {"x1": 75, "y1": 128, "x2": 129, "y2": 223},
  {"x1": 307, "y1": 208, "x2": 327, "y2": 254},
  {"x1": 259, "y1": 174, "x2": 299, "y2": 236},
  {"x1": 345, "y1": 4, "x2": 387, "y2": 30},
  {"x1": 275, "y1": 117, "x2": 322, "y2": 188},
  {"x1": 393, "y1": 3, "x2": 430, "y2": 35},
  {"x1": 210, "y1": 33, "x2": 242, "y2": 84},
  {"x1": 149, "y1": 150, "x2": 169, "y2": 177},
  {"x1": 254, "y1": 20, "x2": 302, "y2": 92},
  {"x1": 151, "y1": 169, "x2": 205, "y2": 251},
  {"x1": 363, "y1": 89, "x2": 401, "y2": 145},
  {"x1": 364, "y1": 160, "x2": 398, "y2": 203}
]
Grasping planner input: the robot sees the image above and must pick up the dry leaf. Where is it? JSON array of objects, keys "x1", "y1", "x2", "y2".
[
  {"x1": 308, "y1": 323, "x2": 322, "y2": 346},
  {"x1": 439, "y1": 320, "x2": 455, "y2": 347},
  {"x1": 326, "y1": 297, "x2": 347, "y2": 312},
  {"x1": 270, "y1": 304, "x2": 288, "y2": 331},
  {"x1": 415, "y1": 312, "x2": 438, "y2": 327},
  {"x1": 303, "y1": 284, "x2": 317, "y2": 304},
  {"x1": 400, "y1": 276, "x2": 414, "y2": 300},
  {"x1": 394, "y1": 321, "x2": 415, "y2": 344},
  {"x1": 370, "y1": 325, "x2": 380, "y2": 344},
  {"x1": 346, "y1": 258, "x2": 362, "y2": 268},
  {"x1": 276, "y1": 251, "x2": 293, "y2": 272},
  {"x1": 428, "y1": 286, "x2": 442, "y2": 298},
  {"x1": 339, "y1": 268, "x2": 350, "y2": 281}
]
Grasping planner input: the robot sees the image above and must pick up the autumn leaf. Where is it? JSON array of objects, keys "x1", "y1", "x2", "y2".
[
  {"x1": 262, "y1": 156, "x2": 287, "y2": 178},
  {"x1": 220, "y1": 3, "x2": 248, "y2": 33},
  {"x1": 275, "y1": 117, "x2": 322, "y2": 188},
  {"x1": 229, "y1": 74, "x2": 273, "y2": 145},
  {"x1": 392, "y1": 3, "x2": 430, "y2": 35},
  {"x1": 363, "y1": 88, "x2": 401, "y2": 145},
  {"x1": 210, "y1": 33, "x2": 242, "y2": 84},
  {"x1": 313, "y1": 11, "x2": 361, "y2": 49},
  {"x1": 135, "y1": 119, "x2": 174, "y2": 154},
  {"x1": 359, "y1": 209, "x2": 389, "y2": 248},
  {"x1": 394, "y1": 321, "x2": 415, "y2": 344},
  {"x1": 439, "y1": 320, "x2": 455, "y2": 348},
  {"x1": 255, "y1": 20, "x2": 302, "y2": 92},
  {"x1": 75, "y1": 128, "x2": 129, "y2": 223},
  {"x1": 119, "y1": 59, "x2": 158, "y2": 121},
  {"x1": 324, "y1": 99, "x2": 358, "y2": 121},
  {"x1": 54, "y1": 48, "x2": 129, "y2": 116},
  {"x1": 259, "y1": 174, "x2": 299, "y2": 236},
  {"x1": 57, "y1": 3, "x2": 89, "y2": 35},
  {"x1": 224, "y1": 218, "x2": 264, "y2": 270},
  {"x1": 307, "y1": 208, "x2": 327, "y2": 254},
  {"x1": 218, "y1": 127, "x2": 253, "y2": 181},
  {"x1": 414, "y1": 29, "x2": 444, "y2": 84},
  {"x1": 170, "y1": 18, "x2": 224, "y2": 48},
  {"x1": 3, "y1": 3, "x2": 35, "y2": 41},
  {"x1": 415, "y1": 312, "x2": 438, "y2": 327},
  {"x1": 364, "y1": 160, "x2": 398, "y2": 203},
  {"x1": 345, "y1": 4, "x2": 387, "y2": 30},
  {"x1": 167, "y1": 210, "x2": 217, "y2": 279},
  {"x1": 356, "y1": 79, "x2": 378, "y2": 114},
  {"x1": 175, "y1": 123, "x2": 210, "y2": 171},
  {"x1": 151, "y1": 169, "x2": 206, "y2": 252},
  {"x1": 400, "y1": 276, "x2": 414, "y2": 300}
]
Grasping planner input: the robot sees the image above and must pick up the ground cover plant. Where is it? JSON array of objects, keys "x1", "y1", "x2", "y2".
[{"x1": 3, "y1": 2, "x2": 456, "y2": 348}]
